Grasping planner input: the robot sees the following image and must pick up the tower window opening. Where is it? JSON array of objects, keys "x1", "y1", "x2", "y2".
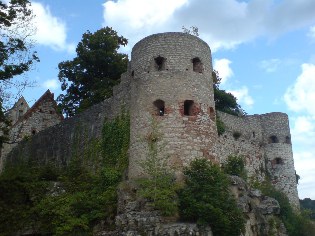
[
  {"x1": 31, "y1": 129, "x2": 36, "y2": 135},
  {"x1": 192, "y1": 57, "x2": 203, "y2": 73},
  {"x1": 154, "y1": 56, "x2": 166, "y2": 71},
  {"x1": 269, "y1": 135, "x2": 279, "y2": 143},
  {"x1": 275, "y1": 158, "x2": 283, "y2": 165},
  {"x1": 131, "y1": 70, "x2": 134, "y2": 77},
  {"x1": 153, "y1": 99, "x2": 165, "y2": 116},
  {"x1": 285, "y1": 136, "x2": 291, "y2": 144},
  {"x1": 184, "y1": 100, "x2": 194, "y2": 116}
]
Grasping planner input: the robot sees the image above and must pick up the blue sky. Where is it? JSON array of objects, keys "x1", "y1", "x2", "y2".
[{"x1": 3, "y1": 0, "x2": 315, "y2": 199}]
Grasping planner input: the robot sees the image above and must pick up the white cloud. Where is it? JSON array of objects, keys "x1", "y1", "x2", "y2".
[
  {"x1": 42, "y1": 79, "x2": 59, "y2": 90},
  {"x1": 295, "y1": 151, "x2": 315, "y2": 199},
  {"x1": 292, "y1": 116, "x2": 315, "y2": 135},
  {"x1": 284, "y1": 65, "x2": 315, "y2": 199},
  {"x1": 260, "y1": 59, "x2": 281, "y2": 73},
  {"x1": 284, "y1": 63, "x2": 315, "y2": 116},
  {"x1": 308, "y1": 25, "x2": 315, "y2": 39},
  {"x1": 213, "y1": 59, "x2": 233, "y2": 84},
  {"x1": 103, "y1": 0, "x2": 315, "y2": 51},
  {"x1": 228, "y1": 86, "x2": 254, "y2": 107},
  {"x1": 103, "y1": 0, "x2": 188, "y2": 50},
  {"x1": 290, "y1": 116, "x2": 315, "y2": 199},
  {"x1": 104, "y1": 0, "x2": 187, "y2": 30},
  {"x1": 31, "y1": 2, "x2": 75, "y2": 53}
]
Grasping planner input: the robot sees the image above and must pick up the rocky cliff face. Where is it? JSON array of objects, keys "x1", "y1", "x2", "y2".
[
  {"x1": 96, "y1": 177, "x2": 287, "y2": 236},
  {"x1": 229, "y1": 176, "x2": 287, "y2": 236}
]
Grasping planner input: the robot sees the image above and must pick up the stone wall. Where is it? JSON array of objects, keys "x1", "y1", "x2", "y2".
[
  {"x1": 213, "y1": 111, "x2": 300, "y2": 208},
  {"x1": 5, "y1": 73, "x2": 130, "y2": 167},
  {"x1": 1, "y1": 91, "x2": 63, "y2": 170}
]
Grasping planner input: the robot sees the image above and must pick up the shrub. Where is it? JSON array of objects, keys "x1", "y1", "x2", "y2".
[
  {"x1": 0, "y1": 113, "x2": 130, "y2": 235},
  {"x1": 179, "y1": 158, "x2": 245, "y2": 236},
  {"x1": 223, "y1": 155, "x2": 247, "y2": 180},
  {"x1": 232, "y1": 131, "x2": 241, "y2": 140},
  {"x1": 216, "y1": 117, "x2": 225, "y2": 135}
]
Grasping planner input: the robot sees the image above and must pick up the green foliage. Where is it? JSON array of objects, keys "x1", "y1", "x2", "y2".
[
  {"x1": 232, "y1": 131, "x2": 242, "y2": 140},
  {"x1": 300, "y1": 198, "x2": 315, "y2": 219},
  {"x1": 212, "y1": 70, "x2": 245, "y2": 116},
  {"x1": 214, "y1": 88, "x2": 244, "y2": 116},
  {"x1": 0, "y1": 113, "x2": 130, "y2": 235},
  {"x1": 223, "y1": 155, "x2": 247, "y2": 180},
  {"x1": 216, "y1": 116, "x2": 225, "y2": 135},
  {"x1": 179, "y1": 158, "x2": 245, "y2": 236},
  {"x1": 137, "y1": 119, "x2": 179, "y2": 216},
  {"x1": 0, "y1": 163, "x2": 54, "y2": 235},
  {"x1": 0, "y1": 0, "x2": 39, "y2": 81},
  {"x1": 57, "y1": 27, "x2": 128, "y2": 117},
  {"x1": 256, "y1": 181, "x2": 315, "y2": 236},
  {"x1": 102, "y1": 112, "x2": 130, "y2": 171}
]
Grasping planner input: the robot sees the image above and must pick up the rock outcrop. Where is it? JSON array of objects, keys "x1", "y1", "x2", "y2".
[{"x1": 96, "y1": 177, "x2": 287, "y2": 236}]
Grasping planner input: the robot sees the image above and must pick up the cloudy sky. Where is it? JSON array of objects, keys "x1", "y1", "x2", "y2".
[{"x1": 5, "y1": 0, "x2": 315, "y2": 199}]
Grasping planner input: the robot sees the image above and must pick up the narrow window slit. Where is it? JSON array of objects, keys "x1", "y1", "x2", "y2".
[
  {"x1": 184, "y1": 100, "x2": 194, "y2": 116},
  {"x1": 192, "y1": 57, "x2": 203, "y2": 73}
]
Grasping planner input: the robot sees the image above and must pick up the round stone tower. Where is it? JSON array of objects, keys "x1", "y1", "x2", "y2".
[
  {"x1": 261, "y1": 112, "x2": 300, "y2": 208},
  {"x1": 128, "y1": 32, "x2": 217, "y2": 179}
]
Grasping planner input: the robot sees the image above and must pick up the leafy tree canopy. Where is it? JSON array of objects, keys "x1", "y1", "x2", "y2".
[
  {"x1": 0, "y1": 0, "x2": 38, "y2": 81},
  {"x1": 179, "y1": 158, "x2": 245, "y2": 236},
  {"x1": 212, "y1": 70, "x2": 245, "y2": 116},
  {"x1": 57, "y1": 27, "x2": 128, "y2": 117}
]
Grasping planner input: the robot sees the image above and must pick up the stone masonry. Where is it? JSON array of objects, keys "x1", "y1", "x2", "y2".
[
  {"x1": 213, "y1": 111, "x2": 300, "y2": 208},
  {"x1": 129, "y1": 33, "x2": 217, "y2": 179},
  {"x1": 0, "y1": 90, "x2": 63, "y2": 170},
  {"x1": 3, "y1": 32, "x2": 300, "y2": 210}
]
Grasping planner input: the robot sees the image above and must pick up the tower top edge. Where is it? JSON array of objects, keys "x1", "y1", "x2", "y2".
[{"x1": 132, "y1": 32, "x2": 210, "y2": 52}]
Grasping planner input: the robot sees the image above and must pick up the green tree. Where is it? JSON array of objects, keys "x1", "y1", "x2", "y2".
[
  {"x1": 223, "y1": 154, "x2": 247, "y2": 180},
  {"x1": 57, "y1": 27, "x2": 128, "y2": 117},
  {"x1": 0, "y1": 0, "x2": 38, "y2": 147},
  {"x1": 212, "y1": 70, "x2": 245, "y2": 116},
  {"x1": 0, "y1": 0, "x2": 38, "y2": 81},
  {"x1": 179, "y1": 158, "x2": 245, "y2": 236}
]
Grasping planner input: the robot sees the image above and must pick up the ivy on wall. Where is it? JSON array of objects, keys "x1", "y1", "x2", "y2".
[{"x1": 0, "y1": 113, "x2": 130, "y2": 235}]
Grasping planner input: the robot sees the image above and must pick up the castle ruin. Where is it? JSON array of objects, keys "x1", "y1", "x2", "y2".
[{"x1": 2, "y1": 32, "x2": 300, "y2": 209}]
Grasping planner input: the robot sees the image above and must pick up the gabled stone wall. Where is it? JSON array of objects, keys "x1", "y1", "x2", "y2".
[{"x1": 4, "y1": 74, "x2": 130, "y2": 168}]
